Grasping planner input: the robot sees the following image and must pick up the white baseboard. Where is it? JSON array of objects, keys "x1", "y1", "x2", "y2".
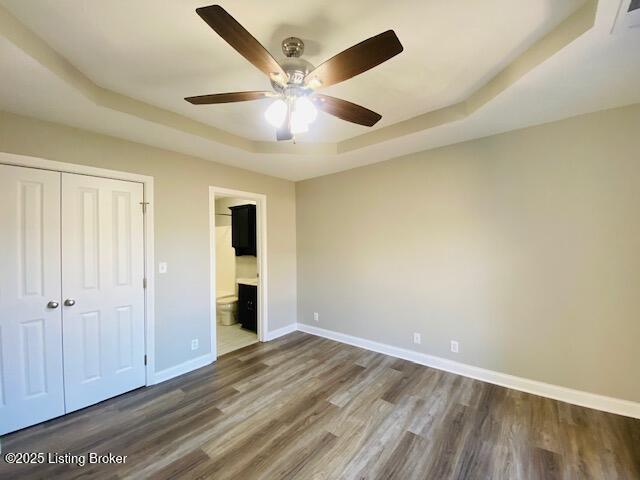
[
  {"x1": 152, "y1": 353, "x2": 215, "y2": 385},
  {"x1": 297, "y1": 323, "x2": 640, "y2": 419},
  {"x1": 264, "y1": 323, "x2": 298, "y2": 341},
  {"x1": 149, "y1": 323, "x2": 298, "y2": 386}
]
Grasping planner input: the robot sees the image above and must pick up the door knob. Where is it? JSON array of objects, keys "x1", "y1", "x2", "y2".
[
  {"x1": 64, "y1": 299, "x2": 76, "y2": 307},
  {"x1": 47, "y1": 301, "x2": 59, "y2": 309}
]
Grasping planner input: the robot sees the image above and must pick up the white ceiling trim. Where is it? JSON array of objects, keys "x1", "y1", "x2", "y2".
[{"x1": 0, "y1": 1, "x2": 597, "y2": 157}]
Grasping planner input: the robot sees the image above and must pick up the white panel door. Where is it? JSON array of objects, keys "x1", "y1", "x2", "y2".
[
  {"x1": 0, "y1": 164, "x2": 65, "y2": 435},
  {"x1": 61, "y1": 173, "x2": 145, "y2": 412}
]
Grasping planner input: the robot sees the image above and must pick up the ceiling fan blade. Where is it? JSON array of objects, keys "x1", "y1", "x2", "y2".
[
  {"x1": 311, "y1": 95, "x2": 382, "y2": 127},
  {"x1": 196, "y1": 5, "x2": 287, "y2": 83},
  {"x1": 304, "y1": 30, "x2": 403, "y2": 89},
  {"x1": 185, "y1": 91, "x2": 273, "y2": 105}
]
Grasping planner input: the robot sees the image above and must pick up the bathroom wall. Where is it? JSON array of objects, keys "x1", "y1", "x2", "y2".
[
  {"x1": 236, "y1": 255, "x2": 258, "y2": 280},
  {"x1": 215, "y1": 225, "x2": 235, "y2": 297},
  {"x1": 215, "y1": 197, "x2": 258, "y2": 291}
]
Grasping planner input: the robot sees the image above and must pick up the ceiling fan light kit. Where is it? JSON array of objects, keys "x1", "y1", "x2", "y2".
[
  {"x1": 185, "y1": 4, "x2": 404, "y2": 142},
  {"x1": 264, "y1": 99, "x2": 287, "y2": 128}
]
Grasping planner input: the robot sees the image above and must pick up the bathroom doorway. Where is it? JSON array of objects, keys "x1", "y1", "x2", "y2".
[{"x1": 210, "y1": 187, "x2": 267, "y2": 358}]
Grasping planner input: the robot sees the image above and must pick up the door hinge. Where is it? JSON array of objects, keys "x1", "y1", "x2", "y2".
[
  {"x1": 143, "y1": 277, "x2": 147, "y2": 289},
  {"x1": 140, "y1": 201, "x2": 150, "y2": 214},
  {"x1": 144, "y1": 354, "x2": 147, "y2": 366}
]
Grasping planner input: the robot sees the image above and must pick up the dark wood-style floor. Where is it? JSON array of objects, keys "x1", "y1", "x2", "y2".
[{"x1": 1, "y1": 331, "x2": 638, "y2": 479}]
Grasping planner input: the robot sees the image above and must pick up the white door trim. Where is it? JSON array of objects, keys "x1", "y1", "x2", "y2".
[
  {"x1": 210, "y1": 186, "x2": 268, "y2": 359},
  {"x1": 0, "y1": 151, "x2": 157, "y2": 386}
]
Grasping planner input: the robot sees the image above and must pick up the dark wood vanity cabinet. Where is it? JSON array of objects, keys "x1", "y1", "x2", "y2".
[
  {"x1": 229, "y1": 204, "x2": 256, "y2": 256},
  {"x1": 237, "y1": 283, "x2": 257, "y2": 332}
]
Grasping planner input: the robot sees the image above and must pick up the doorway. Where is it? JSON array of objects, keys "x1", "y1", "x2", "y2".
[{"x1": 210, "y1": 187, "x2": 267, "y2": 358}]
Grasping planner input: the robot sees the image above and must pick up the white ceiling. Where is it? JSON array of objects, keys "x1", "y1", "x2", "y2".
[
  {"x1": 0, "y1": 0, "x2": 584, "y2": 143},
  {"x1": 0, "y1": 0, "x2": 639, "y2": 180}
]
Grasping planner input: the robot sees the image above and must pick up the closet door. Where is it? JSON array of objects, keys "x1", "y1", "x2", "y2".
[
  {"x1": 61, "y1": 173, "x2": 146, "y2": 412},
  {"x1": 0, "y1": 165, "x2": 65, "y2": 435}
]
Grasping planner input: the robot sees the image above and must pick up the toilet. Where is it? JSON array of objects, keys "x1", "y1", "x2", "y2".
[{"x1": 216, "y1": 295, "x2": 238, "y2": 325}]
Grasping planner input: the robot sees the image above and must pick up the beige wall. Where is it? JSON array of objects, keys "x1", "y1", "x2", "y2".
[
  {"x1": 3, "y1": 103, "x2": 638, "y2": 402},
  {"x1": 0, "y1": 111, "x2": 297, "y2": 372},
  {"x1": 296, "y1": 103, "x2": 640, "y2": 403}
]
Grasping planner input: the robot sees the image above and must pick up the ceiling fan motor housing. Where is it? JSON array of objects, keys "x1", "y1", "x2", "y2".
[
  {"x1": 282, "y1": 37, "x2": 304, "y2": 57},
  {"x1": 272, "y1": 37, "x2": 315, "y2": 94}
]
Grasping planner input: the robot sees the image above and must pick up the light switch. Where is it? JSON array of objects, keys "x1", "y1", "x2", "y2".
[{"x1": 158, "y1": 262, "x2": 168, "y2": 274}]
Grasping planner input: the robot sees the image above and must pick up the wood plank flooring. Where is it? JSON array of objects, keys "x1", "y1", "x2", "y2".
[{"x1": 1, "y1": 331, "x2": 638, "y2": 479}]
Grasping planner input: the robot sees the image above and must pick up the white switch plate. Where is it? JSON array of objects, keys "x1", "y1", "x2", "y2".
[
  {"x1": 413, "y1": 333, "x2": 421, "y2": 344},
  {"x1": 159, "y1": 262, "x2": 168, "y2": 274},
  {"x1": 450, "y1": 340, "x2": 459, "y2": 353},
  {"x1": 191, "y1": 339, "x2": 199, "y2": 351},
  {"x1": 313, "y1": 312, "x2": 319, "y2": 322}
]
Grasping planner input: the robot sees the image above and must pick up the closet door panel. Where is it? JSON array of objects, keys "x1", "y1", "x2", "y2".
[
  {"x1": 62, "y1": 173, "x2": 145, "y2": 413},
  {"x1": 0, "y1": 164, "x2": 64, "y2": 435}
]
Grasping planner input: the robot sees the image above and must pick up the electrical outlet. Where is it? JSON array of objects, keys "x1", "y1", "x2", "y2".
[
  {"x1": 191, "y1": 338, "x2": 199, "y2": 351},
  {"x1": 313, "y1": 312, "x2": 319, "y2": 322},
  {"x1": 450, "y1": 340, "x2": 459, "y2": 353},
  {"x1": 158, "y1": 262, "x2": 168, "y2": 274},
  {"x1": 413, "y1": 333, "x2": 421, "y2": 344}
]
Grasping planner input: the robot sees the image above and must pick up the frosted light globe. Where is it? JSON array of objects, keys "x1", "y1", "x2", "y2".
[
  {"x1": 294, "y1": 96, "x2": 317, "y2": 124},
  {"x1": 264, "y1": 99, "x2": 287, "y2": 128},
  {"x1": 290, "y1": 110, "x2": 309, "y2": 134}
]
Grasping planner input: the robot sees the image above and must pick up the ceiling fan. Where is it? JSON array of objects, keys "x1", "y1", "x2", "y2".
[{"x1": 185, "y1": 5, "x2": 404, "y2": 141}]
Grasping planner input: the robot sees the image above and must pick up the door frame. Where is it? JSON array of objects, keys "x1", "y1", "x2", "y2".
[
  {"x1": 210, "y1": 186, "x2": 268, "y2": 358},
  {"x1": 0, "y1": 152, "x2": 157, "y2": 385}
]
